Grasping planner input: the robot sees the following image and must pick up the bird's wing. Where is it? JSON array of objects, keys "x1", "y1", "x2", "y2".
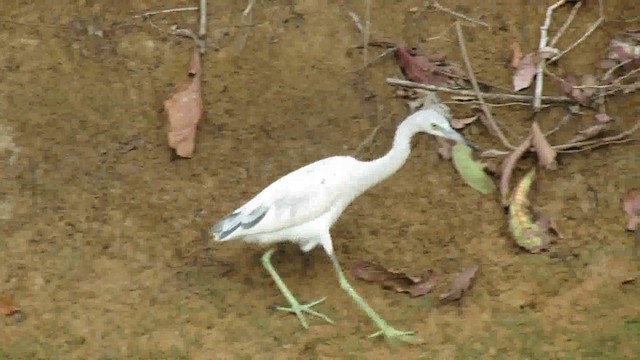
[{"x1": 212, "y1": 156, "x2": 359, "y2": 240}]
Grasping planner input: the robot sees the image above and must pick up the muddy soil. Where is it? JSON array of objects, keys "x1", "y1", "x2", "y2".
[{"x1": 1, "y1": 1, "x2": 639, "y2": 359}]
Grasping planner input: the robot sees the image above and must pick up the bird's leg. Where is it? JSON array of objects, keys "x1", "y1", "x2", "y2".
[
  {"x1": 328, "y1": 253, "x2": 423, "y2": 344},
  {"x1": 261, "y1": 248, "x2": 334, "y2": 328}
]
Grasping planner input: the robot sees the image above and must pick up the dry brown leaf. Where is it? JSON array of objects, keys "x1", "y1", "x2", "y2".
[
  {"x1": 451, "y1": 115, "x2": 478, "y2": 129},
  {"x1": 164, "y1": 47, "x2": 203, "y2": 158},
  {"x1": 395, "y1": 47, "x2": 463, "y2": 86},
  {"x1": 621, "y1": 189, "x2": 640, "y2": 231},
  {"x1": 510, "y1": 40, "x2": 523, "y2": 69},
  {"x1": 530, "y1": 121, "x2": 557, "y2": 170},
  {"x1": 436, "y1": 137, "x2": 453, "y2": 160},
  {"x1": 0, "y1": 293, "x2": 20, "y2": 317},
  {"x1": 595, "y1": 113, "x2": 614, "y2": 123},
  {"x1": 513, "y1": 53, "x2": 537, "y2": 91},
  {"x1": 439, "y1": 265, "x2": 479, "y2": 303},
  {"x1": 351, "y1": 260, "x2": 444, "y2": 297},
  {"x1": 567, "y1": 123, "x2": 612, "y2": 143},
  {"x1": 499, "y1": 135, "x2": 532, "y2": 205}
]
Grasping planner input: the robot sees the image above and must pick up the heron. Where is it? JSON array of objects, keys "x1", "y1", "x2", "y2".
[{"x1": 211, "y1": 108, "x2": 468, "y2": 344}]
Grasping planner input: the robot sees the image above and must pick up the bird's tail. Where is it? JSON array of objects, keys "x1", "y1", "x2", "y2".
[{"x1": 211, "y1": 205, "x2": 268, "y2": 241}]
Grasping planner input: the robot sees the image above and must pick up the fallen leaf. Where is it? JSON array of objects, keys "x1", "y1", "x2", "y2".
[
  {"x1": 451, "y1": 115, "x2": 478, "y2": 129},
  {"x1": 451, "y1": 142, "x2": 497, "y2": 195},
  {"x1": 508, "y1": 169, "x2": 558, "y2": 253},
  {"x1": 164, "y1": 47, "x2": 203, "y2": 158},
  {"x1": 351, "y1": 260, "x2": 443, "y2": 297},
  {"x1": 513, "y1": 53, "x2": 537, "y2": 91},
  {"x1": 510, "y1": 40, "x2": 523, "y2": 69},
  {"x1": 595, "y1": 113, "x2": 614, "y2": 123},
  {"x1": 499, "y1": 135, "x2": 532, "y2": 205},
  {"x1": 395, "y1": 47, "x2": 461, "y2": 86},
  {"x1": 567, "y1": 122, "x2": 612, "y2": 143},
  {"x1": 560, "y1": 74, "x2": 578, "y2": 95},
  {"x1": 0, "y1": 293, "x2": 20, "y2": 317},
  {"x1": 530, "y1": 121, "x2": 557, "y2": 170},
  {"x1": 436, "y1": 137, "x2": 453, "y2": 160},
  {"x1": 621, "y1": 189, "x2": 640, "y2": 231},
  {"x1": 439, "y1": 265, "x2": 479, "y2": 303}
]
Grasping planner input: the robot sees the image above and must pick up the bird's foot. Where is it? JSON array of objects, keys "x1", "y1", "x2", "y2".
[
  {"x1": 275, "y1": 297, "x2": 334, "y2": 328},
  {"x1": 368, "y1": 326, "x2": 423, "y2": 345}
]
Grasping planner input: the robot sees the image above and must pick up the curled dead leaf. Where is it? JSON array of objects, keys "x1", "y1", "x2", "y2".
[
  {"x1": 164, "y1": 47, "x2": 203, "y2": 158},
  {"x1": 513, "y1": 53, "x2": 537, "y2": 91},
  {"x1": 499, "y1": 135, "x2": 532, "y2": 205},
  {"x1": 621, "y1": 189, "x2": 640, "y2": 231},
  {"x1": 510, "y1": 40, "x2": 522, "y2": 69},
  {"x1": 508, "y1": 169, "x2": 559, "y2": 253},
  {"x1": 530, "y1": 121, "x2": 557, "y2": 170},
  {"x1": 451, "y1": 115, "x2": 478, "y2": 130},
  {"x1": 439, "y1": 265, "x2": 479, "y2": 303},
  {"x1": 0, "y1": 293, "x2": 21, "y2": 317},
  {"x1": 395, "y1": 47, "x2": 463, "y2": 86},
  {"x1": 351, "y1": 260, "x2": 444, "y2": 297},
  {"x1": 436, "y1": 137, "x2": 453, "y2": 160}
]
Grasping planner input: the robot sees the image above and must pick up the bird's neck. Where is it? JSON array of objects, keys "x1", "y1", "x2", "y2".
[{"x1": 355, "y1": 121, "x2": 416, "y2": 192}]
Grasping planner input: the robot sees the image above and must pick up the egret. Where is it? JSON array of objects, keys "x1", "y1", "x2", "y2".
[{"x1": 211, "y1": 108, "x2": 468, "y2": 344}]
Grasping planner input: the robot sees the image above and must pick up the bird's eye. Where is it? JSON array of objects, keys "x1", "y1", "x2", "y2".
[{"x1": 431, "y1": 123, "x2": 439, "y2": 129}]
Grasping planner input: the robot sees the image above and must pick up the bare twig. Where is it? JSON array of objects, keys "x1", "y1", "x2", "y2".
[
  {"x1": 544, "y1": 113, "x2": 572, "y2": 137},
  {"x1": 429, "y1": 1, "x2": 489, "y2": 28},
  {"x1": 364, "y1": 0, "x2": 371, "y2": 66},
  {"x1": 455, "y1": 22, "x2": 514, "y2": 149},
  {"x1": 236, "y1": 0, "x2": 255, "y2": 53},
  {"x1": 243, "y1": 0, "x2": 255, "y2": 17},
  {"x1": 133, "y1": 6, "x2": 198, "y2": 19},
  {"x1": 554, "y1": 120, "x2": 640, "y2": 151},
  {"x1": 533, "y1": 0, "x2": 566, "y2": 111},
  {"x1": 386, "y1": 78, "x2": 573, "y2": 103},
  {"x1": 481, "y1": 119, "x2": 640, "y2": 157},
  {"x1": 198, "y1": 0, "x2": 207, "y2": 53},
  {"x1": 549, "y1": 16, "x2": 604, "y2": 63},
  {"x1": 353, "y1": 116, "x2": 392, "y2": 157},
  {"x1": 549, "y1": 1, "x2": 582, "y2": 47},
  {"x1": 347, "y1": 11, "x2": 364, "y2": 33}
]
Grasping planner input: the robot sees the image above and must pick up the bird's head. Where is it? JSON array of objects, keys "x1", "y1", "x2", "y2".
[{"x1": 408, "y1": 108, "x2": 467, "y2": 144}]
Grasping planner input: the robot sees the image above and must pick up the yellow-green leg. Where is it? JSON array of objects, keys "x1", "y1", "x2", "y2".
[
  {"x1": 261, "y1": 248, "x2": 334, "y2": 328},
  {"x1": 328, "y1": 252, "x2": 423, "y2": 344}
]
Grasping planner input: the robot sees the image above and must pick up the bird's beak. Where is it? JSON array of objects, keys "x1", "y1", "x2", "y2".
[{"x1": 443, "y1": 128, "x2": 481, "y2": 152}]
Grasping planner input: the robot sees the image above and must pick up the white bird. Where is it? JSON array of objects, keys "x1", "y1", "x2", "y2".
[{"x1": 211, "y1": 108, "x2": 468, "y2": 344}]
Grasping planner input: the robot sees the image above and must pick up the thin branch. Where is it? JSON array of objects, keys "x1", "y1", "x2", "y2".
[
  {"x1": 364, "y1": 0, "x2": 371, "y2": 66},
  {"x1": 386, "y1": 78, "x2": 573, "y2": 103},
  {"x1": 549, "y1": 16, "x2": 604, "y2": 63},
  {"x1": 198, "y1": 0, "x2": 207, "y2": 53},
  {"x1": 243, "y1": 0, "x2": 255, "y2": 17},
  {"x1": 133, "y1": 6, "x2": 198, "y2": 19},
  {"x1": 429, "y1": 0, "x2": 489, "y2": 28},
  {"x1": 533, "y1": 0, "x2": 566, "y2": 111},
  {"x1": 549, "y1": 1, "x2": 582, "y2": 47},
  {"x1": 455, "y1": 22, "x2": 514, "y2": 149}
]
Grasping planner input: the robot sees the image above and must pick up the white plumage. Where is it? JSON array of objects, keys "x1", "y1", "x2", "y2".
[{"x1": 211, "y1": 108, "x2": 467, "y2": 344}]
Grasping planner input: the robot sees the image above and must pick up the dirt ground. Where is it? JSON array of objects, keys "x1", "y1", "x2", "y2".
[{"x1": 1, "y1": 1, "x2": 639, "y2": 359}]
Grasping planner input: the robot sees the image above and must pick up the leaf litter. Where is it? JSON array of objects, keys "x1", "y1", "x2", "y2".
[
  {"x1": 0, "y1": 293, "x2": 23, "y2": 319},
  {"x1": 439, "y1": 265, "x2": 479, "y2": 303},
  {"x1": 351, "y1": 260, "x2": 479, "y2": 302},
  {"x1": 351, "y1": 260, "x2": 445, "y2": 297},
  {"x1": 512, "y1": 53, "x2": 537, "y2": 91},
  {"x1": 395, "y1": 46, "x2": 465, "y2": 87},
  {"x1": 164, "y1": 47, "x2": 203, "y2": 158},
  {"x1": 508, "y1": 169, "x2": 560, "y2": 253},
  {"x1": 530, "y1": 121, "x2": 557, "y2": 170},
  {"x1": 621, "y1": 189, "x2": 640, "y2": 231}
]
